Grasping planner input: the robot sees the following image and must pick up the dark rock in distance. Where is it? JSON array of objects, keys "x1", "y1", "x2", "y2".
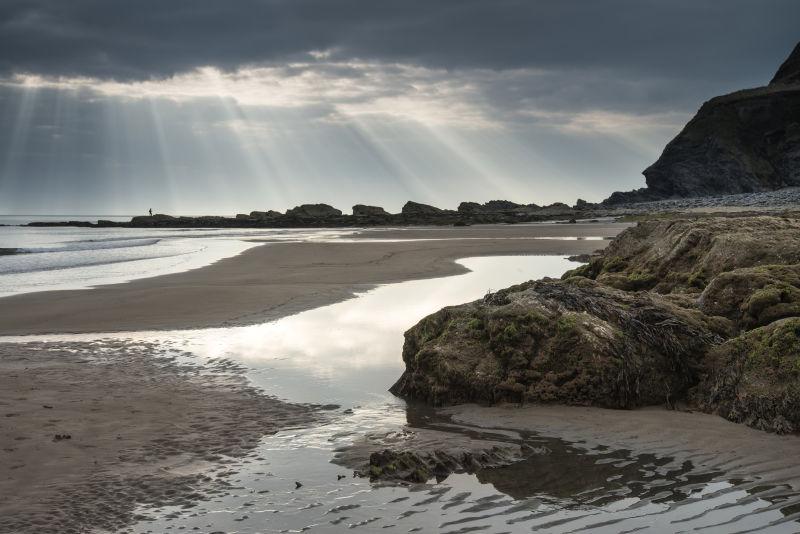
[
  {"x1": 250, "y1": 210, "x2": 283, "y2": 219},
  {"x1": 402, "y1": 201, "x2": 443, "y2": 215},
  {"x1": 352, "y1": 204, "x2": 389, "y2": 217},
  {"x1": 285, "y1": 204, "x2": 342, "y2": 218}
]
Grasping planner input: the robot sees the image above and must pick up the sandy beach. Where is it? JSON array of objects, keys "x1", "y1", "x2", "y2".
[
  {"x1": 0, "y1": 340, "x2": 319, "y2": 533},
  {"x1": 0, "y1": 222, "x2": 626, "y2": 336},
  {"x1": 0, "y1": 223, "x2": 625, "y2": 532}
]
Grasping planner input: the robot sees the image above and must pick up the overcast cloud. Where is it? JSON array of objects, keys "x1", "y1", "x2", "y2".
[{"x1": 1, "y1": 1, "x2": 798, "y2": 214}]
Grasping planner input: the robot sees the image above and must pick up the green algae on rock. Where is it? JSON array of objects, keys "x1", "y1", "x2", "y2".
[
  {"x1": 562, "y1": 216, "x2": 800, "y2": 294},
  {"x1": 390, "y1": 277, "x2": 727, "y2": 409},
  {"x1": 693, "y1": 318, "x2": 800, "y2": 433},
  {"x1": 392, "y1": 213, "x2": 800, "y2": 434}
]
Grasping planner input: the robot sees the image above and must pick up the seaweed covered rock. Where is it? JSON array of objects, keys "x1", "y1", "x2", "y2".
[
  {"x1": 693, "y1": 318, "x2": 800, "y2": 433},
  {"x1": 564, "y1": 216, "x2": 800, "y2": 294},
  {"x1": 699, "y1": 264, "x2": 800, "y2": 329},
  {"x1": 390, "y1": 277, "x2": 726, "y2": 409},
  {"x1": 333, "y1": 428, "x2": 524, "y2": 483}
]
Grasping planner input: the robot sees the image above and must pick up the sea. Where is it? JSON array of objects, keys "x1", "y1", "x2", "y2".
[{"x1": 0, "y1": 215, "x2": 355, "y2": 297}]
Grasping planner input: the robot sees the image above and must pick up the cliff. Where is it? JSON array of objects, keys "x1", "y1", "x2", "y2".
[{"x1": 605, "y1": 41, "x2": 800, "y2": 203}]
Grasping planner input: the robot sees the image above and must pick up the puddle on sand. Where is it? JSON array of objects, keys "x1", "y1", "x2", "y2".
[{"x1": 13, "y1": 255, "x2": 799, "y2": 533}]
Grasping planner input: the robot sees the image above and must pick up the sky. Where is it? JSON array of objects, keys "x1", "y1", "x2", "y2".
[{"x1": 0, "y1": 1, "x2": 798, "y2": 215}]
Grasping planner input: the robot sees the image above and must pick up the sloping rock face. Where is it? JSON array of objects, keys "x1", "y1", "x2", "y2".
[
  {"x1": 605, "y1": 41, "x2": 800, "y2": 203},
  {"x1": 643, "y1": 84, "x2": 800, "y2": 197},
  {"x1": 285, "y1": 203, "x2": 342, "y2": 218},
  {"x1": 392, "y1": 214, "x2": 800, "y2": 433},
  {"x1": 772, "y1": 42, "x2": 800, "y2": 85}
]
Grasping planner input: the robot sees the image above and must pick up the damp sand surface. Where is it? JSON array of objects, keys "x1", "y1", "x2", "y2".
[
  {"x1": 0, "y1": 340, "x2": 319, "y2": 533},
  {"x1": 0, "y1": 222, "x2": 626, "y2": 335}
]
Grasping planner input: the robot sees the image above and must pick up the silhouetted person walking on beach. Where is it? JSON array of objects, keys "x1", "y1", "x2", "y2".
[{"x1": 149, "y1": 208, "x2": 152, "y2": 216}]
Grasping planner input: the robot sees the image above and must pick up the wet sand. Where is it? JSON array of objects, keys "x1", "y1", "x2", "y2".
[
  {"x1": 447, "y1": 404, "x2": 800, "y2": 490},
  {"x1": 0, "y1": 222, "x2": 627, "y2": 336},
  {"x1": 0, "y1": 340, "x2": 319, "y2": 533}
]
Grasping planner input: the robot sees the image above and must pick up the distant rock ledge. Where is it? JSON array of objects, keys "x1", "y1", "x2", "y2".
[
  {"x1": 25, "y1": 200, "x2": 587, "y2": 228},
  {"x1": 20, "y1": 188, "x2": 800, "y2": 229}
]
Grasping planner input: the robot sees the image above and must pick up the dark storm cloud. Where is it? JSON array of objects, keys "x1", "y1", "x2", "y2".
[{"x1": 1, "y1": 0, "x2": 798, "y2": 84}]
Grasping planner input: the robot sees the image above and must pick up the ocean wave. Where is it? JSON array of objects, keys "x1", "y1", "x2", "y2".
[{"x1": 13, "y1": 238, "x2": 161, "y2": 255}]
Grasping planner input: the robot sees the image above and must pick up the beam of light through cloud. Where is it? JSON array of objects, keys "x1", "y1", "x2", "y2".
[
  {"x1": 0, "y1": 0, "x2": 797, "y2": 214},
  {"x1": 0, "y1": 61, "x2": 690, "y2": 211}
]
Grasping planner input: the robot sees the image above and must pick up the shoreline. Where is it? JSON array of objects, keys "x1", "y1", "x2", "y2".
[{"x1": 0, "y1": 223, "x2": 628, "y2": 336}]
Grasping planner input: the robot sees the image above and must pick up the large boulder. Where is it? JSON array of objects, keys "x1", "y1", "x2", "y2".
[
  {"x1": 391, "y1": 213, "x2": 800, "y2": 434},
  {"x1": 285, "y1": 204, "x2": 342, "y2": 218},
  {"x1": 390, "y1": 277, "x2": 726, "y2": 409},
  {"x1": 352, "y1": 204, "x2": 389, "y2": 217}
]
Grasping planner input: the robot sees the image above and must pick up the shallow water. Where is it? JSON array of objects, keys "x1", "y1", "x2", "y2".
[
  {"x1": 4, "y1": 255, "x2": 800, "y2": 533},
  {"x1": 0, "y1": 226, "x2": 355, "y2": 296}
]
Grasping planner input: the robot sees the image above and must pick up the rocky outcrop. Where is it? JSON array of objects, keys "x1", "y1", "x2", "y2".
[
  {"x1": 604, "y1": 41, "x2": 800, "y2": 203},
  {"x1": 392, "y1": 214, "x2": 800, "y2": 433},
  {"x1": 567, "y1": 216, "x2": 800, "y2": 294},
  {"x1": 285, "y1": 203, "x2": 342, "y2": 218},
  {"x1": 352, "y1": 204, "x2": 389, "y2": 217},
  {"x1": 401, "y1": 201, "x2": 443, "y2": 215},
  {"x1": 390, "y1": 277, "x2": 726, "y2": 409}
]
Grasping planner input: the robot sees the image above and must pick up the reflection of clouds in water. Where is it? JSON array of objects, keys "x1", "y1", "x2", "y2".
[{"x1": 181, "y1": 255, "x2": 574, "y2": 379}]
